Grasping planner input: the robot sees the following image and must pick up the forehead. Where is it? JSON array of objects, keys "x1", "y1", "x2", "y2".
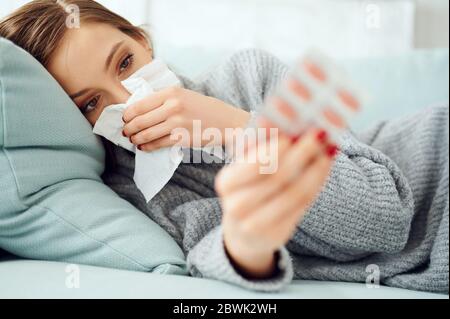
[{"x1": 47, "y1": 23, "x2": 127, "y2": 93}]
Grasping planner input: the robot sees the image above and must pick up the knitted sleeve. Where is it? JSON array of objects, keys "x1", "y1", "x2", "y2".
[
  {"x1": 187, "y1": 226, "x2": 294, "y2": 292},
  {"x1": 291, "y1": 131, "x2": 416, "y2": 261},
  {"x1": 199, "y1": 48, "x2": 290, "y2": 115},
  {"x1": 208, "y1": 49, "x2": 417, "y2": 261},
  {"x1": 168, "y1": 197, "x2": 294, "y2": 292}
]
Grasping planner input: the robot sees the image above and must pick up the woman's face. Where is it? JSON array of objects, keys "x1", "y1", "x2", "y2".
[{"x1": 48, "y1": 23, "x2": 152, "y2": 125}]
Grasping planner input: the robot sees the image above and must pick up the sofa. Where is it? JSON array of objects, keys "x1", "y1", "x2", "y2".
[{"x1": 0, "y1": 36, "x2": 448, "y2": 299}]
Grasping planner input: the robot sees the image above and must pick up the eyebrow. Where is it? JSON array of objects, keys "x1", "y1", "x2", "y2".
[
  {"x1": 70, "y1": 88, "x2": 90, "y2": 100},
  {"x1": 69, "y1": 41, "x2": 125, "y2": 100},
  {"x1": 105, "y1": 40, "x2": 125, "y2": 72}
]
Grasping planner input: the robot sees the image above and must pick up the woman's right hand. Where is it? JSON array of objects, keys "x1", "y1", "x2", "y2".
[{"x1": 215, "y1": 127, "x2": 338, "y2": 279}]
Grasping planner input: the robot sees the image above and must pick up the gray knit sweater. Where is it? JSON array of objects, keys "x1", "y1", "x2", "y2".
[{"x1": 102, "y1": 49, "x2": 449, "y2": 294}]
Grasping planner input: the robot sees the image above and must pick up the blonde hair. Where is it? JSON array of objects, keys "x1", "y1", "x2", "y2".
[{"x1": 0, "y1": 0, "x2": 151, "y2": 67}]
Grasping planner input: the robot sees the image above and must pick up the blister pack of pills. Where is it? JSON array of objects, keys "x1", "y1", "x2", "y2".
[{"x1": 259, "y1": 50, "x2": 366, "y2": 144}]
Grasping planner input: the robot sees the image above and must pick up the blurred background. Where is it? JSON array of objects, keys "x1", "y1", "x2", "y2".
[
  {"x1": 1, "y1": 0, "x2": 448, "y2": 129},
  {"x1": 1, "y1": 0, "x2": 449, "y2": 76}
]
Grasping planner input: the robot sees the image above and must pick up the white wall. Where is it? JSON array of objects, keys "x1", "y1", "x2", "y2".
[
  {"x1": 1, "y1": 0, "x2": 448, "y2": 54},
  {"x1": 96, "y1": 0, "x2": 149, "y2": 25},
  {"x1": 415, "y1": 0, "x2": 449, "y2": 48},
  {"x1": 0, "y1": 0, "x2": 29, "y2": 17},
  {"x1": 147, "y1": 0, "x2": 416, "y2": 61}
]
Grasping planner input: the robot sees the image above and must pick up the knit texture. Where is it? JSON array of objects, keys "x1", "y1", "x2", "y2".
[{"x1": 102, "y1": 49, "x2": 449, "y2": 294}]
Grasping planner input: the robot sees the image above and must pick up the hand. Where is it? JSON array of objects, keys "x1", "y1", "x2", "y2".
[
  {"x1": 122, "y1": 87, "x2": 251, "y2": 152},
  {"x1": 215, "y1": 127, "x2": 338, "y2": 279}
]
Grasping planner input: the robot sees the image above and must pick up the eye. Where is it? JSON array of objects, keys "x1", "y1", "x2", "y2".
[
  {"x1": 81, "y1": 96, "x2": 100, "y2": 114},
  {"x1": 119, "y1": 54, "x2": 134, "y2": 73}
]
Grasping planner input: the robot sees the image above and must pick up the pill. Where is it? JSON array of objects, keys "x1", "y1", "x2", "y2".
[
  {"x1": 304, "y1": 61, "x2": 327, "y2": 83},
  {"x1": 287, "y1": 78, "x2": 312, "y2": 101},
  {"x1": 338, "y1": 90, "x2": 360, "y2": 112},
  {"x1": 322, "y1": 108, "x2": 346, "y2": 129},
  {"x1": 274, "y1": 97, "x2": 298, "y2": 121},
  {"x1": 259, "y1": 50, "x2": 364, "y2": 147}
]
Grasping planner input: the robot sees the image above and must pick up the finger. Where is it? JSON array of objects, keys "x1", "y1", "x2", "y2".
[
  {"x1": 123, "y1": 103, "x2": 172, "y2": 137},
  {"x1": 139, "y1": 135, "x2": 178, "y2": 152},
  {"x1": 242, "y1": 154, "x2": 333, "y2": 236},
  {"x1": 123, "y1": 87, "x2": 179, "y2": 123},
  {"x1": 281, "y1": 127, "x2": 329, "y2": 180},
  {"x1": 216, "y1": 136, "x2": 291, "y2": 196},
  {"x1": 221, "y1": 174, "x2": 287, "y2": 221},
  {"x1": 130, "y1": 121, "x2": 173, "y2": 145},
  {"x1": 221, "y1": 128, "x2": 329, "y2": 218}
]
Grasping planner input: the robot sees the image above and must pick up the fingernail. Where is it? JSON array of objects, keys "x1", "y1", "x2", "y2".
[
  {"x1": 317, "y1": 130, "x2": 328, "y2": 144},
  {"x1": 122, "y1": 130, "x2": 126, "y2": 137},
  {"x1": 137, "y1": 145, "x2": 142, "y2": 151},
  {"x1": 291, "y1": 135, "x2": 301, "y2": 143},
  {"x1": 327, "y1": 144, "x2": 339, "y2": 158}
]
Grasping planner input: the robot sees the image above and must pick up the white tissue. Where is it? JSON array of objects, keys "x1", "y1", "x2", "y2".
[{"x1": 93, "y1": 59, "x2": 188, "y2": 202}]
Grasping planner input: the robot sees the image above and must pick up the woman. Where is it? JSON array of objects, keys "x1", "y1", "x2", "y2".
[{"x1": 0, "y1": 0, "x2": 448, "y2": 293}]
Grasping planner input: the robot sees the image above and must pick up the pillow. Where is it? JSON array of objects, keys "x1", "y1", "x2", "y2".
[{"x1": 0, "y1": 38, "x2": 187, "y2": 275}]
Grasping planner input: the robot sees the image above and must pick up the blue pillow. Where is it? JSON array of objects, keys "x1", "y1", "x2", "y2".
[{"x1": 0, "y1": 38, "x2": 187, "y2": 275}]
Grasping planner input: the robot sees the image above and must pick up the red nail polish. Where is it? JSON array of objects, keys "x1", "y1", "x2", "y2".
[
  {"x1": 137, "y1": 145, "x2": 142, "y2": 151},
  {"x1": 327, "y1": 145, "x2": 339, "y2": 158},
  {"x1": 122, "y1": 131, "x2": 126, "y2": 137},
  {"x1": 291, "y1": 135, "x2": 300, "y2": 143},
  {"x1": 317, "y1": 130, "x2": 328, "y2": 144}
]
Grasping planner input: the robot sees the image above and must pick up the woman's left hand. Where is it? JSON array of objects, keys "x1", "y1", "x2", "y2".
[{"x1": 122, "y1": 87, "x2": 250, "y2": 152}]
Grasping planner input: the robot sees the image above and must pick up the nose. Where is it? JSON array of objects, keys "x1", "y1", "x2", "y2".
[{"x1": 109, "y1": 84, "x2": 131, "y2": 105}]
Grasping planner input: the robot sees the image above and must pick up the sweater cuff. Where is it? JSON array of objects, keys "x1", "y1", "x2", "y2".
[{"x1": 187, "y1": 226, "x2": 294, "y2": 292}]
